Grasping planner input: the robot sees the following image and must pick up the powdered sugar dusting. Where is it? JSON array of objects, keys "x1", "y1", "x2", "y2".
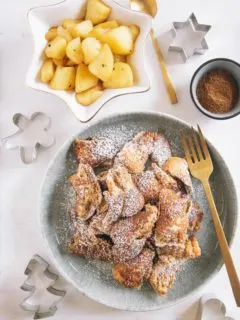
[
  {"x1": 92, "y1": 137, "x2": 119, "y2": 164},
  {"x1": 134, "y1": 170, "x2": 160, "y2": 201},
  {"x1": 122, "y1": 188, "x2": 144, "y2": 217},
  {"x1": 151, "y1": 135, "x2": 172, "y2": 166}
]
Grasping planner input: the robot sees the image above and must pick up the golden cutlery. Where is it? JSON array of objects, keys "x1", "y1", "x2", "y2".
[
  {"x1": 129, "y1": 0, "x2": 178, "y2": 104},
  {"x1": 180, "y1": 125, "x2": 240, "y2": 306}
]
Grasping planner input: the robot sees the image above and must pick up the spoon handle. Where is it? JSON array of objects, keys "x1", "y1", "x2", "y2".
[{"x1": 150, "y1": 29, "x2": 178, "y2": 104}]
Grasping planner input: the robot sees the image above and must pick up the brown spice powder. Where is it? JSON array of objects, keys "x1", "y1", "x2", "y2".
[{"x1": 196, "y1": 69, "x2": 239, "y2": 113}]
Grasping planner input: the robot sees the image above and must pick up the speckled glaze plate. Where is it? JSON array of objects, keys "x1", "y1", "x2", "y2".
[{"x1": 39, "y1": 111, "x2": 237, "y2": 311}]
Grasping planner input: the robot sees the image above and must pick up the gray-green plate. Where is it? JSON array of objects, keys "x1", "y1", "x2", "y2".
[{"x1": 39, "y1": 112, "x2": 237, "y2": 311}]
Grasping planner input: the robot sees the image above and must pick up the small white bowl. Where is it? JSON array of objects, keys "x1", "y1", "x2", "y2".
[{"x1": 26, "y1": 0, "x2": 152, "y2": 122}]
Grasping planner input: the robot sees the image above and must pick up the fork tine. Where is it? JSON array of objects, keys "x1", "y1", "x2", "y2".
[
  {"x1": 180, "y1": 129, "x2": 192, "y2": 163},
  {"x1": 191, "y1": 126, "x2": 204, "y2": 160},
  {"x1": 197, "y1": 125, "x2": 210, "y2": 159},
  {"x1": 188, "y1": 128, "x2": 198, "y2": 162}
]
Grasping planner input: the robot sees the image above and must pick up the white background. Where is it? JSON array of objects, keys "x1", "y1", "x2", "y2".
[{"x1": 0, "y1": 0, "x2": 240, "y2": 319}]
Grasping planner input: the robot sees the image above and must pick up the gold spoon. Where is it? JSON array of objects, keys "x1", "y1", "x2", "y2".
[{"x1": 129, "y1": 0, "x2": 178, "y2": 104}]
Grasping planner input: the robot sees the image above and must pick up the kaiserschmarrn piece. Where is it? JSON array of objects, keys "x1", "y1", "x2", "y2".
[
  {"x1": 149, "y1": 255, "x2": 182, "y2": 295},
  {"x1": 102, "y1": 188, "x2": 124, "y2": 232},
  {"x1": 134, "y1": 170, "x2": 161, "y2": 201},
  {"x1": 151, "y1": 134, "x2": 172, "y2": 166},
  {"x1": 112, "y1": 166, "x2": 145, "y2": 217},
  {"x1": 94, "y1": 165, "x2": 146, "y2": 234},
  {"x1": 90, "y1": 173, "x2": 125, "y2": 234},
  {"x1": 69, "y1": 232, "x2": 113, "y2": 262},
  {"x1": 134, "y1": 163, "x2": 181, "y2": 201},
  {"x1": 158, "y1": 235, "x2": 201, "y2": 259},
  {"x1": 97, "y1": 170, "x2": 108, "y2": 190},
  {"x1": 68, "y1": 213, "x2": 113, "y2": 262},
  {"x1": 110, "y1": 204, "x2": 159, "y2": 262},
  {"x1": 112, "y1": 248, "x2": 154, "y2": 288},
  {"x1": 188, "y1": 201, "x2": 204, "y2": 232},
  {"x1": 69, "y1": 163, "x2": 102, "y2": 220},
  {"x1": 114, "y1": 132, "x2": 154, "y2": 173},
  {"x1": 152, "y1": 163, "x2": 178, "y2": 191},
  {"x1": 154, "y1": 188, "x2": 191, "y2": 247},
  {"x1": 88, "y1": 206, "x2": 108, "y2": 236},
  {"x1": 115, "y1": 132, "x2": 171, "y2": 174},
  {"x1": 74, "y1": 137, "x2": 118, "y2": 167},
  {"x1": 163, "y1": 157, "x2": 193, "y2": 194}
]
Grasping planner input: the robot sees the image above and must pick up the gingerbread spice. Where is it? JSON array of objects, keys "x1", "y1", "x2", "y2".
[{"x1": 196, "y1": 69, "x2": 239, "y2": 113}]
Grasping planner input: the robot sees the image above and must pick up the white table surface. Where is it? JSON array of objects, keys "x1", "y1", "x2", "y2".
[{"x1": 0, "y1": 0, "x2": 240, "y2": 319}]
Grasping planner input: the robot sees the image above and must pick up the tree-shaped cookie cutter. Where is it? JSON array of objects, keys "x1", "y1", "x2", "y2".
[
  {"x1": 2, "y1": 112, "x2": 55, "y2": 164},
  {"x1": 169, "y1": 13, "x2": 211, "y2": 62},
  {"x1": 20, "y1": 254, "x2": 67, "y2": 319}
]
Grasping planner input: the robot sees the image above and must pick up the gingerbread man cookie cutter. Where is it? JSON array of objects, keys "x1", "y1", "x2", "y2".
[{"x1": 2, "y1": 112, "x2": 55, "y2": 164}]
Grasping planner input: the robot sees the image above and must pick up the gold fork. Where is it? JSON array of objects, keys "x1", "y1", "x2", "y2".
[{"x1": 180, "y1": 125, "x2": 240, "y2": 306}]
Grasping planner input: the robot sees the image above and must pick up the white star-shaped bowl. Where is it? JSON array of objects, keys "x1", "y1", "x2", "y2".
[{"x1": 26, "y1": 0, "x2": 152, "y2": 122}]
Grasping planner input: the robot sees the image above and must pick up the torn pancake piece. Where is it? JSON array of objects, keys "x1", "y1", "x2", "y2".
[
  {"x1": 112, "y1": 166, "x2": 145, "y2": 217},
  {"x1": 112, "y1": 248, "x2": 154, "y2": 289},
  {"x1": 74, "y1": 137, "x2": 118, "y2": 167},
  {"x1": 154, "y1": 188, "x2": 191, "y2": 247},
  {"x1": 134, "y1": 170, "x2": 161, "y2": 201},
  {"x1": 188, "y1": 201, "x2": 204, "y2": 232},
  {"x1": 151, "y1": 134, "x2": 172, "y2": 166},
  {"x1": 111, "y1": 204, "x2": 159, "y2": 262},
  {"x1": 163, "y1": 157, "x2": 193, "y2": 194},
  {"x1": 149, "y1": 255, "x2": 182, "y2": 295},
  {"x1": 69, "y1": 163, "x2": 102, "y2": 220},
  {"x1": 114, "y1": 132, "x2": 154, "y2": 173},
  {"x1": 114, "y1": 132, "x2": 171, "y2": 174},
  {"x1": 152, "y1": 163, "x2": 178, "y2": 191},
  {"x1": 68, "y1": 214, "x2": 113, "y2": 262},
  {"x1": 158, "y1": 235, "x2": 201, "y2": 259},
  {"x1": 69, "y1": 232, "x2": 113, "y2": 262}
]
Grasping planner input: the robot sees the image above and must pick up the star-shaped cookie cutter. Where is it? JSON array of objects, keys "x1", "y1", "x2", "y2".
[
  {"x1": 2, "y1": 112, "x2": 55, "y2": 164},
  {"x1": 169, "y1": 13, "x2": 211, "y2": 62},
  {"x1": 20, "y1": 254, "x2": 67, "y2": 319}
]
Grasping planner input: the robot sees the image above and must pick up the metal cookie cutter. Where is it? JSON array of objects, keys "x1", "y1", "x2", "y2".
[
  {"x1": 20, "y1": 254, "x2": 67, "y2": 319},
  {"x1": 2, "y1": 112, "x2": 55, "y2": 164},
  {"x1": 169, "y1": 13, "x2": 211, "y2": 62},
  {"x1": 196, "y1": 293, "x2": 235, "y2": 320}
]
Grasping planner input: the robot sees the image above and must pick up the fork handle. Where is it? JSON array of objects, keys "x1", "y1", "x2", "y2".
[
  {"x1": 202, "y1": 180, "x2": 240, "y2": 306},
  {"x1": 150, "y1": 29, "x2": 178, "y2": 105}
]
